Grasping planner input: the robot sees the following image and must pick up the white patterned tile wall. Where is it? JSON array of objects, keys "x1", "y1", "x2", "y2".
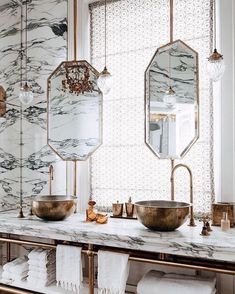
[{"x1": 90, "y1": 0, "x2": 214, "y2": 214}]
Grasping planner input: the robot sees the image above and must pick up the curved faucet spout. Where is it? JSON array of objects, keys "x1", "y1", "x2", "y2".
[{"x1": 170, "y1": 163, "x2": 196, "y2": 227}]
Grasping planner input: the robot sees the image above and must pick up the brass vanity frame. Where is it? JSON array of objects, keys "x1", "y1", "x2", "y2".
[{"x1": 0, "y1": 235, "x2": 234, "y2": 294}]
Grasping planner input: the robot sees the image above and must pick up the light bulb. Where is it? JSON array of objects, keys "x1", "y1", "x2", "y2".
[
  {"x1": 97, "y1": 66, "x2": 113, "y2": 95},
  {"x1": 207, "y1": 49, "x2": 225, "y2": 82},
  {"x1": 19, "y1": 82, "x2": 33, "y2": 105},
  {"x1": 163, "y1": 86, "x2": 176, "y2": 109}
]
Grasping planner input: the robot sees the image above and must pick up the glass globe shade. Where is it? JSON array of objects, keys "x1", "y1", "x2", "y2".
[
  {"x1": 97, "y1": 67, "x2": 113, "y2": 95},
  {"x1": 19, "y1": 82, "x2": 33, "y2": 105},
  {"x1": 207, "y1": 49, "x2": 225, "y2": 82},
  {"x1": 163, "y1": 86, "x2": 177, "y2": 109}
]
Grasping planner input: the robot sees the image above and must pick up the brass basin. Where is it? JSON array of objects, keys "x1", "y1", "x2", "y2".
[
  {"x1": 135, "y1": 200, "x2": 190, "y2": 231},
  {"x1": 32, "y1": 195, "x2": 77, "y2": 221}
]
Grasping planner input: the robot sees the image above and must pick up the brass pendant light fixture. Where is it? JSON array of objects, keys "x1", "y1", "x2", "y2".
[
  {"x1": 163, "y1": 0, "x2": 177, "y2": 108},
  {"x1": 207, "y1": 0, "x2": 225, "y2": 82},
  {"x1": 19, "y1": 0, "x2": 34, "y2": 105},
  {"x1": 97, "y1": 0, "x2": 113, "y2": 95},
  {"x1": 61, "y1": 0, "x2": 96, "y2": 96}
]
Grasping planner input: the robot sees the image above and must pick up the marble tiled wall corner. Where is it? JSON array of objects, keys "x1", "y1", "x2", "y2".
[{"x1": 0, "y1": 0, "x2": 67, "y2": 210}]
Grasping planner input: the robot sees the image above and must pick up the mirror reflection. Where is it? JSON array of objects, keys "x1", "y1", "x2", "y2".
[
  {"x1": 145, "y1": 40, "x2": 199, "y2": 159},
  {"x1": 47, "y1": 61, "x2": 102, "y2": 161}
]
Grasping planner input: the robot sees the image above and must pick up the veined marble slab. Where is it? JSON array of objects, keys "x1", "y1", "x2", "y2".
[{"x1": 0, "y1": 210, "x2": 235, "y2": 263}]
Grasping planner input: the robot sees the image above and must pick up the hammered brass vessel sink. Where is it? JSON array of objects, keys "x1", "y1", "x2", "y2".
[
  {"x1": 32, "y1": 195, "x2": 77, "y2": 221},
  {"x1": 135, "y1": 200, "x2": 190, "y2": 231}
]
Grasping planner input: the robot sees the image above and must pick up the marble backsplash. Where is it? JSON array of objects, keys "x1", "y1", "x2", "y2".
[{"x1": 0, "y1": 0, "x2": 67, "y2": 210}]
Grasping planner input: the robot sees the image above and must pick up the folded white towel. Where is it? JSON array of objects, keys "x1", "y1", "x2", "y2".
[
  {"x1": 56, "y1": 245, "x2": 83, "y2": 292},
  {"x1": 28, "y1": 261, "x2": 56, "y2": 273},
  {"x1": 28, "y1": 274, "x2": 56, "y2": 287},
  {"x1": 98, "y1": 250, "x2": 130, "y2": 294},
  {"x1": 28, "y1": 248, "x2": 55, "y2": 263},
  {"x1": 2, "y1": 270, "x2": 28, "y2": 282},
  {"x1": 28, "y1": 259, "x2": 56, "y2": 270},
  {"x1": 3, "y1": 257, "x2": 28, "y2": 275},
  {"x1": 28, "y1": 268, "x2": 56, "y2": 280},
  {"x1": 137, "y1": 271, "x2": 216, "y2": 294}
]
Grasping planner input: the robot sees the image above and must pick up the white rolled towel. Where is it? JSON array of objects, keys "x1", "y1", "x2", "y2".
[
  {"x1": 3, "y1": 257, "x2": 28, "y2": 275},
  {"x1": 98, "y1": 250, "x2": 130, "y2": 294},
  {"x1": 137, "y1": 271, "x2": 216, "y2": 294},
  {"x1": 2, "y1": 269, "x2": 28, "y2": 282}
]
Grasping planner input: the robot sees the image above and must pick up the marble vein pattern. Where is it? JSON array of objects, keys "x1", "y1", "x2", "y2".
[
  {"x1": 148, "y1": 41, "x2": 197, "y2": 103},
  {"x1": 0, "y1": 211, "x2": 235, "y2": 264},
  {"x1": 0, "y1": 0, "x2": 67, "y2": 209}
]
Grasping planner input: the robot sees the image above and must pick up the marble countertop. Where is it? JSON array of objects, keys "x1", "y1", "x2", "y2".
[{"x1": 0, "y1": 210, "x2": 234, "y2": 263}]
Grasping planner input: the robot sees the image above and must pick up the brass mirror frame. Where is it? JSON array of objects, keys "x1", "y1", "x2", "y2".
[
  {"x1": 144, "y1": 39, "x2": 199, "y2": 159},
  {"x1": 47, "y1": 60, "x2": 103, "y2": 161}
]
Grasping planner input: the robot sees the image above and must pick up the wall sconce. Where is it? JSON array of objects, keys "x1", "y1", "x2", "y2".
[{"x1": 0, "y1": 86, "x2": 6, "y2": 122}]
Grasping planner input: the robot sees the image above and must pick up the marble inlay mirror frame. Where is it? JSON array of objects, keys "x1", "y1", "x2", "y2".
[
  {"x1": 144, "y1": 39, "x2": 200, "y2": 159},
  {"x1": 47, "y1": 60, "x2": 103, "y2": 162}
]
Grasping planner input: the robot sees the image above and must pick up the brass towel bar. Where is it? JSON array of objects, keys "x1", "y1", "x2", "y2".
[{"x1": 0, "y1": 235, "x2": 234, "y2": 294}]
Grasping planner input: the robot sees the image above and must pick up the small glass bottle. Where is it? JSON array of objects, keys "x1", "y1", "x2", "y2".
[{"x1": 221, "y1": 212, "x2": 230, "y2": 231}]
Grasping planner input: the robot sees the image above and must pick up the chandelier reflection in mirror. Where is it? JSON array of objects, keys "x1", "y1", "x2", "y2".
[{"x1": 61, "y1": 61, "x2": 96, "y2": 96}]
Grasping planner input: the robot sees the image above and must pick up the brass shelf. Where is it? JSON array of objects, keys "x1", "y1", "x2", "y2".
[{"x1": 0, "y1": 235, "x2": 234, "y2": 294}]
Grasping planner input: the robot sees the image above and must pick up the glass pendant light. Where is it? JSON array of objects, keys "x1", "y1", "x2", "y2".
[
  {"x1": 163, "y1": 86, "x2": 177, "y2": 109},
  {"x1": 97, "y1": 0, "x2": 113, "y2": 95},
  {"x1": 19, "y1": 82, "x2": 33, "y2": 105},
  {"x1": 19, "y1": 0, "x2": 33, "y2": 105},
  {"x1": 207, "y1": 0, "x2": 225, "y2": 82}
]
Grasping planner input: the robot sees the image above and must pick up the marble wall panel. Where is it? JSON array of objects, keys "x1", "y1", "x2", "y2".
[{"x1": 0, "y1": 0, "x2": 67, "y2": 210}]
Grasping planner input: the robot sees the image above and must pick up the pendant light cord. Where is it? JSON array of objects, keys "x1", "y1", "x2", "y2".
[
  {"x1": 104, "y1": 0, "x2": 107, "y2": 68},
  {"x1": 20, "y1": 4, "x2": 23, "y2": 87},
  {"x1": 170, "y1": 0, "x2": 173, "y2": 43},
  {"x1": 213, "y1": 0, "x2": 217, "y2": 49},
  {"x1": 73, "y1": 0, "x2": 77, "y2": 61},
  {"x1": 20, "y1": 3, "x2": 24, "y2": 211},
  {"x1": 25, "y1": 0, "x2": 28, "y2": 82},
  {"x1": 169, "y1": 0, "x2": 173, "y2": 88}
]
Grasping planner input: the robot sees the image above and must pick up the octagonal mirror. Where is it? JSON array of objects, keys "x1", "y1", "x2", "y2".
[
  {"x1": 47, "y1": 60, "x2": 102, "y2": 161},
  {"x1": 145, "y1": 40, "x2": 199, "y2": 159}
]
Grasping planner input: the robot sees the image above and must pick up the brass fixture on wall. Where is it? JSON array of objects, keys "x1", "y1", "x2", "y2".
[{"x1": 0, "y1": 86, "x2": 6, "y2": 117}]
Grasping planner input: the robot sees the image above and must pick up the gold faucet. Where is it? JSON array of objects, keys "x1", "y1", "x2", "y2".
[
  {"x1": 49, "y1": 165, "x2": 54, "y2": 195},
  {"x1": 170, "y1": 163, "x2": 196, "y2": 227}
]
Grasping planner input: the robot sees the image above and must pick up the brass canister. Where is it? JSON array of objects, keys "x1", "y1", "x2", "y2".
[
  {"x1": 212, "y1": 203, "x2": 234, "y2": 227},
  {"x1": 125, "y1": 197, "x2": 135, "y2": 217},
  {"x1": 112, "y1": 201, "x2": 123, "y2": 217}
]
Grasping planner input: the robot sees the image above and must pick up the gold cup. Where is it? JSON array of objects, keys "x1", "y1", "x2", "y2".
[
  {"x1": 125, "y1": 202, "x2": 135, "y2": 217},
  {"x1": 112, "y1": 201, "x2": 123, "y2": 217}
]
